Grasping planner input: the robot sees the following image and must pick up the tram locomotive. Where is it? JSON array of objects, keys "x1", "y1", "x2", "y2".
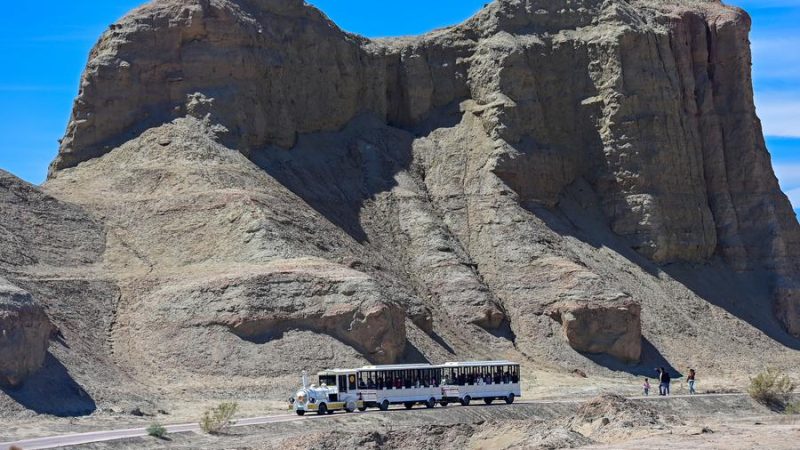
[{"x1": 289, "y1": 361, "x2": 521, "y2": 415}]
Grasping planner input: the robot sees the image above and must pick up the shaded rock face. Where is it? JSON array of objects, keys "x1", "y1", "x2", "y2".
[
  {"x1": 0, "y1": 279, "x2": 54, "y2": 387},
  {"x1": 8, "y1": 0, "x2": 793, "y2": 403}
]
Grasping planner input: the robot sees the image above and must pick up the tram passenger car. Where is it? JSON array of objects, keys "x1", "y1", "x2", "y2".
[
  {"x1": 439, "y1": 361, "x2": 521, "y2": 405},
  {"x1": 289, "y1": 361, "x2": 521, "y2": 415}
]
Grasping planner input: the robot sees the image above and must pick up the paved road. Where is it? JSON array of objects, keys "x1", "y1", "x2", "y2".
[
  {"x1": 0, "y1": 413, "x2": 330, "y2": 450},
  {"x1": 0, "y1": 393, "x2": 746, "y2": 449}
]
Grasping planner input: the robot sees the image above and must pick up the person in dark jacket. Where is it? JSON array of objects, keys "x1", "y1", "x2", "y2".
[{"x1": 657, "y1": 367, "x2": 671, "y2": 395}]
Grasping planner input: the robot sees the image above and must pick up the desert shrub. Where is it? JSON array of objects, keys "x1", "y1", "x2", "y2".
[
  {"x1": 146, "y1": 422, "x2": 167, "y2": 439},
  {"x1": 785, "y1": 402, "x2": 800, "y2": 415},
  {"x1": 748, "y1": 368, "x2": 795, "y2": 408},
  {"x1": 199, "y1": 402, "x2": 239, "y2": 434}
]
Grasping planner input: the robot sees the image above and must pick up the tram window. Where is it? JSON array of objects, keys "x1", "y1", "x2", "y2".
[
  {"x1": 319, "y1": 375, "x2": 336, "y2": 387},
  {"x1": 357, "y1": 371, "x2": 366, "y2": 388}
]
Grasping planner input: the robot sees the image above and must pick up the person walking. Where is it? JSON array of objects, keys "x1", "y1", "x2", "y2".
[
  {"x1": 658, "y1": 367, "x2": 671, "y2": 396},
  {"x1": 643, "y1": 378, "x2": 651, "y2": 396},
  {"x1": 655, "y1": 368, "x2": 663, "y2": 395},
  {"x1": 687, "y1": 368, "x2": 696, "y2": 395}
]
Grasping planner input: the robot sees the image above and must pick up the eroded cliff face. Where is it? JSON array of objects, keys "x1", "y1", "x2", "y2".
[{"x1": 16, "y1": 0, "x2": 798, "y2": 401}]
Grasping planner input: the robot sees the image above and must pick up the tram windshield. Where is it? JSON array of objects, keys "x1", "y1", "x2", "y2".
[{"x1": 318, "y1": 374, "x2": 336, "y2": 387}]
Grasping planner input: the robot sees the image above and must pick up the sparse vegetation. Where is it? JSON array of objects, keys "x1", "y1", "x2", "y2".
[
  {"x1": 748, "y1": 368, "x2": 795, "y2": 408},
  {"x1": 784, "y1": 402, "x2": 800, "y2": 415},
  {"x1": 146, "y1": 422, "x2": 167, "y2": 439},
  {"x1": 199, "y1": 402, "x2": 239, "y2": 434}
]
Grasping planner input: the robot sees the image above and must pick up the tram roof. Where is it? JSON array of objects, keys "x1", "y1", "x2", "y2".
[
  {"x1": 356, "y1": 363, "x2": 436, "y2": 371},
  {"x1": 318, "y1": 361, "x2": 519, "y2": 373},
  {"x1": 441, "y1": 360, "x2": 518, "y2": 367}
]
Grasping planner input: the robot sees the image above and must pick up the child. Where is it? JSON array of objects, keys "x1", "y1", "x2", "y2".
[{"x1": 643, "y1": 378, "x2": 650, "y2": 396}]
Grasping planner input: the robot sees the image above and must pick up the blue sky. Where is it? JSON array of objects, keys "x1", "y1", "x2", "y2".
[{"x1": 0, "y1": 0, "x2": 798, "y2": 212}]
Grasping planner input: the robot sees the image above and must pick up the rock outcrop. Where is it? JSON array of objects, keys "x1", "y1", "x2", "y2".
[
  {"x1": 1, "y1": 0, "x2": 798, "y2": 414},
  {"x1": 0, "y1": 279, "x2": 53, "y2": 387},
  {"x1": 548, "y1": 301, "x2": 642, "y2": 363}
]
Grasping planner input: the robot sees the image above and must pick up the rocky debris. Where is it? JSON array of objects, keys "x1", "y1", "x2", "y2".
[
  {"x1": 279, "y1": 421, "x2": 593, "y2": 450},
  {"x1": 0, "y1": 279, "x2": 54, "y2": 387},
  {"x1": 568, "y1": 394, "x2": 680, "y2": 442},
  {"x1": 278, "y1": 395, "x2": 678, "y2": 449}
]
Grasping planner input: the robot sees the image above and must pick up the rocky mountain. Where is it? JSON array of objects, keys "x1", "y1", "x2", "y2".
[{"x1": 2, "y1": 0, "x2": 799, "y2": 416}]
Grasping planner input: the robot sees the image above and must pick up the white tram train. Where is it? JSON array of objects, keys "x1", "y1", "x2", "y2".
[{"x1": 289, "y1": 361, "x2": 521, "y2": 416}]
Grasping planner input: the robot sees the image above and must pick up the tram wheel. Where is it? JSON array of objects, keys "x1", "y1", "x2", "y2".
[
  {"x1": 358, "y1": 406, "x2": 367, "y2": 412},
  {"x1": 379, "y1": 399, "x2": 390, "y2": 411},
  {"x1": 296, "y1": 410, "x2": 305, "y2": 416},
  {"x1": 460, "y1": 395, "x2": 471, "y2": 406},
  {"x1": 439, "y1": 401, "x2": 448, "y2": 407},
  {"x1": 506, "y1": 393, "x2": 515, "y2": 404},
  {"x1": 484, "y1": 398, "x2": 493, "y2": 405},
  {"x1": 317, "y1": 403, "x2": 327, "y2": 415},
  {"x1": 404, "y1": 402, "x2": 414, "y2": 409},
  {"x1": 426, "y1": 398, "x2": 436, "y2": 408}
]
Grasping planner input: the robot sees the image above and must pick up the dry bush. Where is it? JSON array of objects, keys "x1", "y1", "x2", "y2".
[
  {"x1": 146, "y1": 422, "x2": 167, "y2": 439},
  {"x1": 199, "y1": 402, "x2": 239, "y2": 434},
  {"x1": 748, "y1": 368, "x2": 795, "y2": 408}
]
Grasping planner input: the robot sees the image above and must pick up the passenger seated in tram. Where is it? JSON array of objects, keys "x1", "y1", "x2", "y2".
[
  {"x1": 494, "y1": 373, "x2": 501, "y2": 384},
  {"x1": 476, "y1": 375, "x2": 484, "y2": 386},
  {"x1": 368, "y1": 378, "x2": 375, "y2": 389}
]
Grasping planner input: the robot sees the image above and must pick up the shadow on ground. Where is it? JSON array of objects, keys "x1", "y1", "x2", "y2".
[
  {"x1": 1, "y1": 353, "x2": 96, "y2": 416},
  {"x1": 581, "y1": 337, "x2": 682, "y2": 379}
]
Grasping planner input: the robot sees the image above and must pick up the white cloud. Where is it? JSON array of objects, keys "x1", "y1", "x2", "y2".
[
  {"x1": 752, "y1": 37, "x2": 800, "y2": 79},
  {"x1": 754, "y1": 93, "x2": 800, "y2": 137},
  {"x1": 774, "y1": 163, "x2": 800, "y2": 188},
  {"x1": 730, "y1": 0, "x2": 800, "y2": 8},
  {"x1": 782, "y1": 186, "x2": 800, "y2": 209}
]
